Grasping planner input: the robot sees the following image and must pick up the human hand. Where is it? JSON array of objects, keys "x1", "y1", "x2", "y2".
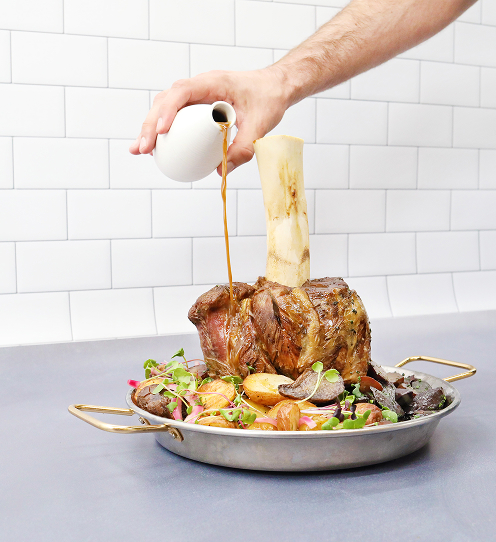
[{"x1": 129, "y1": 67, "x2": 289, "y2": 175}]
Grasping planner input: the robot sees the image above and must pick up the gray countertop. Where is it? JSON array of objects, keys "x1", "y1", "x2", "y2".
[{"x1": 1, "y1": 311, "x2": 495, "y2": 542}]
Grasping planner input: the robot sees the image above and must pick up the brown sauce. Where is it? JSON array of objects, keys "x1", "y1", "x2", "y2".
[{"x1": 219, "y1": 122, "x2": 234, "y2": 316}]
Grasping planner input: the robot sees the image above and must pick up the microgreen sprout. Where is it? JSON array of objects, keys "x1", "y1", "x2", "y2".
[
  {"x1": 297, "y1": 364, "x2": 340, "y2": 403},
  {"x1": 382, "y1": 410, "x2": 398, "y2": 423}
]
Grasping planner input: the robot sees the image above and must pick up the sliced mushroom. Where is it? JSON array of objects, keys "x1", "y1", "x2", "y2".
[{"x1": 278, "y1": 368, "x2": 344, "y2": 405}]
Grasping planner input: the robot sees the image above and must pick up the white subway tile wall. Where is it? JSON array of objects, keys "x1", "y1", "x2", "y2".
[
  {"x1": 387, "y1": 273, "x2": 459, "y2": 317},
  {"x1": 11, "y1": 32, "x2": 108, "y2": 87},
  {"x1": 0, "y1": 31, "x2": 11, "y2": 83},
  {"x1": 480, "y1": 151, "x2": 496, "y2": 189},
  {"x1": 64, "y1": 0, "x2": 148, "y2": 39},
  {"x1": 480, "y1": 231, "x2": 496, "y2": 270},
  {"x1": 0, "y1": 138, "x2": 13, "y2": 189},
  {"x1": 0, "y1": 243, "x2": 16, "y2": 294},
  {"x1": 16, "y1": 240, "x2": 111, "y2": 292},
  {"x1": 481, "y1": 68, "x2": 496, "y2": 108},
  {"x1": 14, "y1": 138, "x2": 109, "y2": 189},
  {"x1": 351, "y1": 59, "x2": 420, "y2": 103},
  {"x1": 0, "y1": 1, "x2": 495, "y2": 345}
]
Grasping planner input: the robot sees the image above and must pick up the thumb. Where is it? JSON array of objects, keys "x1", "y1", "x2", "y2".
[{"x1": 217, "y1": 122, "x2": 262, "y2": 176}]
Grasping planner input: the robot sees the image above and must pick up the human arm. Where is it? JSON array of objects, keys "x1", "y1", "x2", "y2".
[{"x1": 130, "y1": 0, "x2": 477, "y2": 173}]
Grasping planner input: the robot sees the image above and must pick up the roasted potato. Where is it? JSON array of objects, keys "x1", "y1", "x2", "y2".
[
  {"x1": 247, "y1": 421, "x2": 277, "y2": 431},
  {"x1": 135, "y1": 377, "x2": 164, "y2": 396},
  {"x1": 299, "y1": 414, "x2": 330, "y2": 431},
  {"x1": 241, "y1": 397, "x2": 270, "y2": 416},
  {"x1": 197, "y1": 379, "x2": 236, "y2": 410},
  {"x1": 196, "y1": 415, "x2": 236, "y2": 428},
  {"x1": 268, "y1": 399, "x2": 315, "y2": 418},
  {"x1": 243, "y1": 373, "x2": 294, "y2": 406},
  {"x1": 355, "y1": 402, "x2": 382, "y2": 425},
  {"x1": 276, "y1": 401, "x2": 300, "y2": 431}
]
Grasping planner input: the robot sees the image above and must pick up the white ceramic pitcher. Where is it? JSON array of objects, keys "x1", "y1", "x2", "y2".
[{"x1": 154, "y1": 101, "x2": 236, "y2": 182}]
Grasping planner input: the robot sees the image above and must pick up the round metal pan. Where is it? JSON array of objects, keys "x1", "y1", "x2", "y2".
[{"x1": 69, "y1": 356, "x2": 476, "y2": 471}]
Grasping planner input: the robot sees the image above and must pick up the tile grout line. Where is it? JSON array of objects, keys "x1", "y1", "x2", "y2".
[
  {"x1": 477, "y1": 147, "x2": 482, "y2": 189},
  {"x1": 9, "y1": 30, "x2": 12, "y2": 82},
  {"x1": 109, "y1": 239, "x2": 113, "y2": 289},
  {"x1": 414, "y1": 232, "x2": 418, "y2": 274},
  {"x1": 65, "y1": 189, "x2": 68, "y2": 240},
  {"x1": 450, "y1": 272, "x2": 460, "y2": 312},
  {"x1": 384, "y1": 275, "x2": 394, "y2": 317},
  {"x1": 106, "y1": 38, "x2": 109, "y2": 88},
  {"x1": 14, "y1": 241, "x2": 17, "y2": 293},
  {"x1": 67, "y1": 291, "x2": 74, "y2": 341},
  {"x1": 347, "y1": 145, "x2": 350, "y2": 188},
  {"x1": 148, "y1": 0, "x2": 151, "y2": 40},
  {"x1": 478, "y1": 66, "x2": 482, "y2": 107},
  {"x1": 107, "y1": 139, "x2": 110, "y2": 188},
  {"x1": 63, "y1": 86, "x2": 66, "y2": 137},
  {"x1": 448, "y1": 190, "x2": 452, "y2": 230},
  {"x1": 0, "y1": 81, "x2": 496, "y2": 111},
  {"x1": 415, "y1": 147, "x2": 419, "y2": 189},
  {"x1": 151, "y1": 288, "x2": 159, "y2": 335}
]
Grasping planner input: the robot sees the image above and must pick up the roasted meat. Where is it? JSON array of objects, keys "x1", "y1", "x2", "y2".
[
  {"x1": 188, "y1": 277, "x2": 371, "y2": 385},
  {"x1": 187, "y1": 282, "x2": 274, "y2": 378}
]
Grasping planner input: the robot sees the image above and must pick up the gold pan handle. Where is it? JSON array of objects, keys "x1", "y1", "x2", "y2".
[
  {"x1": 68, "y1": 404, "x2": 183, "y2": 442},
  {"x1": 395, "y1": 356, "x2": 476, "y2": 383}
]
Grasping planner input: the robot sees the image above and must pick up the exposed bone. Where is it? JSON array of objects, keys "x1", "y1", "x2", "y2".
[{"x1": 253, "y1": 135, "x2": 309, "y2": 287}]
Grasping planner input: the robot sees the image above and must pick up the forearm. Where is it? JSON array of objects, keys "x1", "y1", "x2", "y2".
[{"x1": 272, "y1": 0, "x2": 477, "y2": 106}]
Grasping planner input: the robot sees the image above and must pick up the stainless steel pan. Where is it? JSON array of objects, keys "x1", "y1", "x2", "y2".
[{"x1": 69, "y1": 356, "x2": 476, "y2": 471}]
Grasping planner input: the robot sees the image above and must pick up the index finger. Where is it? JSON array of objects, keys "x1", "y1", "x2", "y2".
[{"x1": 156, "y1": 76, "x2": 227, "y2": 134}]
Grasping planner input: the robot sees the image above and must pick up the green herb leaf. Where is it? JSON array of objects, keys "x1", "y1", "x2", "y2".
[
  {"x1": 242, "y1": 411, "x2": 257, "y2": 425},
  {"x1": 321, "y1": 417, "x2": 339, "y2": 430},
  {"x1": 151, "y1": 384, "x2": 165, "y2": 395},
  {"x1": 220, "y1": 408, "x2": 241, "y2": 422},
  {"x1": 145, "y1": 368, "x2": 151, "y2": 379},
  {"x1": 143, "y1": 359, "x2": 158, "y2": 369},
  {"x1": 324, "y1": 369, "x2": 340, "y2": 383},
  {"x1": 351, "y1": 382, "x2": 364, "y2": 398},
  {"x1": 312, "y1": 361, "x2": 324, "y2": 373},
  {"x1": 165, "y1": 360, "x2": 181, "y2": 371},
  {"x1": 342, "y1": 409, "x2": 370, "y2": 429},
  {"x1": 343, "y1": 417, "x2": 367, "y2": 429},
  {"x1": 382, "y1": 410, "x2": 398, "y2": 423},
  {"x1": 171, "y1": 348, "x2": 185, "y2": 359},
  {"x1": 172, "y1": 367, "x2": 193, "y2": 385},
  {"x1": 167, "y1": 401, "x2": 178, "y2": 413},
  {"x1": 221, "y1": 375, "x2": 243, "y2": 385},
  {"x1": 186, "y1": 406, "x2": 192, "y2": 415}
]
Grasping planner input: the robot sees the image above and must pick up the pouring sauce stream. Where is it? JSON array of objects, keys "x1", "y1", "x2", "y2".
[{"x1": 219, "y1": 122, "x2": 234, "y2": 316}]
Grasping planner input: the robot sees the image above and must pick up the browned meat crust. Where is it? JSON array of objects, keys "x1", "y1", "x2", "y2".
[{"x1": 188, "y1": 277, "x2": 371, "y2": 385}]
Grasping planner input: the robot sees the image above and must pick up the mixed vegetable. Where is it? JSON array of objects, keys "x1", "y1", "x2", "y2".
[{"x1": 128, "y1": 349, "x2": 448, "y2": 431}]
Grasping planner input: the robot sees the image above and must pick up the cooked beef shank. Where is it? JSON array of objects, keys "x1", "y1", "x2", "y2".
[
  {"x1": 188, "y1": 276, "x2": 371, "y2": 385},
  {"x1": 188, "y1": 282, "x2": 275, "y2": 378}
]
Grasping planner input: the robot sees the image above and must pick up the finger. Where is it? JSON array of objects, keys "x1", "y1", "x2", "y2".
[
  {"x1": 137, "y1": 103, "x2": 161, "y2": 154},
  {"x1": 217, "y1": 121, "x2": 261, "y2": 175},
  {"x1": 156, "y1": 82, "x2": 198, "y2": 134},
  {"x1": 156, "y1": 74, "x2": 227, "y2": 134},
  {"x1": 129, "y1": 136, "x2": 141, "y2": 155}
]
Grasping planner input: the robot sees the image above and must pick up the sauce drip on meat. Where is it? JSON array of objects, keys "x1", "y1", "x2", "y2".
[{"x1": 219, "y1": 122, "x2": 234, "y2": 316}]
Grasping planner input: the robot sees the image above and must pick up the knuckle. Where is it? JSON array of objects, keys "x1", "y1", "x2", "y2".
[
  {"x1": 171, "y1": 78, "x2": 189, "y2": 89},
  {"x1": 152, "y1": 91, "x2": 165, "y2": 105},
  {"x1": 234, "y1": 144, "x2": 254, "y2": 163}
]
